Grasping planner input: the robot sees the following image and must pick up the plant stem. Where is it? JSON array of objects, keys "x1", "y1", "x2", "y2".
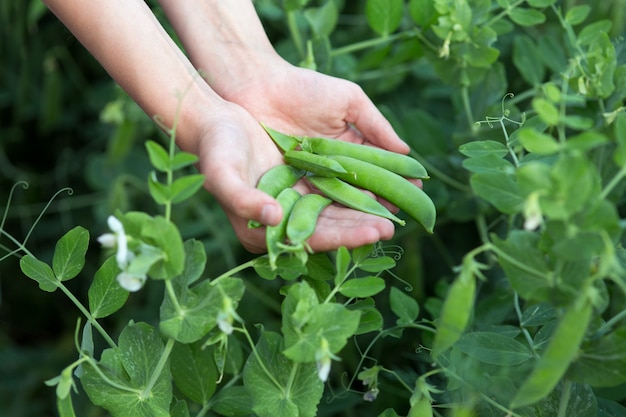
[
  {"x1": 331, "y1": 31, "x2": 415, "y2": 57},
  {"x1": 287, "y1": 10, "x2": 305, "y2": 59},
  {"x1": 58, "y1": 282, "x2": 117, "y2": 349},
  {"x1": 165, "y1": 280, "x2": 184, "y2": 315},
  {"x1": 556, "y1": 380, "x2": 573, "y2": 417},
  {"x1": 460, "y1": 85, "x2": 475, "y2": 132},
  {"x1": 599, "y1": 166, "x2": 626, "y2": 200},
  {"x1": 141, "y1": 337, "x2": 175, "y2": 400},
  {"x1": 212, "y1": 258, "x2": 257, "y2": 285},
  {"x1": 236, "y1": 325, "x2": 284, "y2": 391}
]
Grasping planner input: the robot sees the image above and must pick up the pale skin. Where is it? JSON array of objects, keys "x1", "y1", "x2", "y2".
[{"x1": 42, "y1": 0, "x2": 415, "y2": 253}]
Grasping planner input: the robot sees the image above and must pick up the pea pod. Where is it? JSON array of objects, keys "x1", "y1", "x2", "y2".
[
  {"x1": 330, "y1": 155, "x2": 436, "y2": 233},
  {"x1": 261, "y1": 124, "x2": 299, "y2": 152},
  {"x1": 510, "y1": 295, "x2": 593, "y2": 409},
  {"x1": 408, "y1": 396, "x2": 433, "y2": 417},
  {"x1": 248, "y1": 164, "x2": 305, "y2": 229},
  {"x1": 306, "y1": 176, "x2": 405, "y2": 225},
  {"x1": 301, "y1": 136, "x2": 429, "y2": 179},
  {"x1": 286, "y1": 193, "x2": 332, "y2": 248},
  {"x1": 266, "y1": 188, "x2": 302, "y2": 270},
  {"x1": 255, "y1": 164, "x2": 305, "y2": 198},
  {"x1": 284, "y1": 150, "x2": 352, "y2": 177}
]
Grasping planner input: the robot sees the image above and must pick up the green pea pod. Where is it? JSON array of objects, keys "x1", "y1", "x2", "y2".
[
  {"x1": 256, "y1": 164, "x2": 305, "y2": 198},
  {"x1": 248, "y1": 164, "x2": 305, "y2": 229},
  {"x1": 510, "y1": 296, "x2": 593, "y2": 409},
  {"x1": 301, "y1": 136, "x2": 429, "y2": 179},
  {"x1": 261, "y1": 124, "x2": 300, "y2": 152},
  {"x1": 330, "y1": 155, "x2": 436, "y2": 233},
  {"x1": 286, "y1": 193, "x2": 332, "y2": 247},
  {"x1": 284, "y1": 150, "x2": 352, "y2": 177},
  {"x1": 266, "y1": 188, "x2": 302, "y2": 270},
  {"x1": 431, "y1": 262, "x2": 476, "y2": 359},
  {"x1": 408, "y1": 396, "x2": 433, "y2": 417},
  {"x1": 306, "y1": 176, "x2": 405, "y2": 225}
]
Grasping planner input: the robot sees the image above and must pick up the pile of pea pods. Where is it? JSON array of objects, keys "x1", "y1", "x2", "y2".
[{"x1": 253, "y1": 125, "x2": 436, "y2": 269}]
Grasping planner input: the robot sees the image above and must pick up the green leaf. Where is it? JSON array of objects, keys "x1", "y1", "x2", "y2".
[
  {"x1": 141, "y1": 215, "x2": 185, "y2": 279},
  {"x1": 211, "y1": 386, "x2": 254, "y2": 417},
  {"x1": 508, "y1": 8, "x2": 545, "y2": 26},
  {"x1": 462, "y1": 154, "x2": 515, "y2": 174},
  {"x1": 339, "y1": 277, "x2": 385, "y2": 298},
  {"x1": 81, "y1": 322, "x2": 172, "y2": 417},
  {"x1": 171, "y1": 152, "x2": 198, "y2": 170},
  {"x1": 578, "y1": 20, "x2": 613, "y2": 46},
  {"x1": 512, "y1": 35, "x2": 545, "y2": 86},
  {"x1": 20, "y1": 254, "x2": 58, "y2": 292},
  {"x1": 455, "y1": 332, "x2": 533, "y2": 366},
  {"x1": 349, "y1": 299, "x2": 384, "y2": 335},
  {"x1": 148, "y1": 173, "x2": 170, "y2": 205},
  {"x1": 170, "y1": 341, "x2": 217, "y2": 404},
  {"x1": 565, "y1": 131, "x2": 609, "y2": 153},
  {"x1": 613, "y1": 113, "x2": 626, "y2": 167},
  {"x1": 520, "y1": 303, "x2": 556, "y2": 327},
  {"x1": 283, "y1": 302, "x2": 361, "y2": 362},
  {"x1": 565, "y1": 4, "x2": 590, "y2": 26},
  {"x1": 532, "y1": 97, "x2": 560, "y2": 125},
  {"x1": 470, "y1": 172, "x2": 524, "y2": 214},
  {"x1": 88, "y1": 256, "x2": 129, "y2": 319},
  {"x1": 365, "y1": 0, "x2": 404, "y2": 36},
  {"x1": 459, "y1": 140, "x2": 508, "y2": 158},
  {"x1": 408, "y1": 0, "x2": 436, "y2": 27},
  {"x1": 145, "y1": 140, "x2": 170, "y2": 172},
  {"x1": 160, "y1": 278, "x2": 245, "y2": 343},
  {"x1": 243, "y1": 332, "x2": 323, "y2": 417},
  {"x1": 357, "y1": 255, "x2": 396, "y2": 273},
  {"x1": 334, "y1": 246, "x2": 351, "y2": 286},
  {"x1": 389, "y1": 286, "x2": 419, "y2": 325},
  {"x1": 171, "y1": 174, "x2": 205, "y2": 204},
  {"x1": 492, "y1": 231, "x2": 552, "y2": 302},
  {"x1": 518, "y1": 128, "x2": 560, "y2": 154},
  {"x1": 526, "y1": 0, "x2": 557, "y2": 6},
  {"x1": 568, "y1": 328, "x2": 626, "y2": 387},
  {"x1": 53, "y1": 226, "x2": 89, "y2": 281},
  {"x1": 304, "y1": 1, "x2": 338, "y2": 38}
]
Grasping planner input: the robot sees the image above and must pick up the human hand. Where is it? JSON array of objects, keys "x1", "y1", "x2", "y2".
[{"x1": 190, "y1": 102, "x2": 395, "y2": 253}]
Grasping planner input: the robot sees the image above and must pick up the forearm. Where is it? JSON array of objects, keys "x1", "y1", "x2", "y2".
[
  {"x1": 158, "y1": 0, "x2": 286, "y2": 99},
  {"x1": 43, "y1": 0, "x2": 223, "y2": 153}
]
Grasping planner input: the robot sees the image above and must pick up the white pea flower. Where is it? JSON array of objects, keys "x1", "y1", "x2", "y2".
[
  {"x1": 216, "y1": 296, "x2": 242, "y2": 335},
  {"x1": 116, "y1": 271, "x2": 147, "y2": 292},
  {"x1": 98, "y1": 215, "x2": 133, "y2": 269},
  {"x1": 315, "y1": 337, "x2": 340, "y2": 382},
  {"x1": 523, "y1": 192, "x2": 543, "y2": 231}
]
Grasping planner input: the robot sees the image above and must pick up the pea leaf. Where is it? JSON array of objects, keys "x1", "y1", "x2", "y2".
[
  {"x1": 518, "y1": 128, "x2": 560, "y2": 154},
  {"x1": 140, "y1": 215, "x2": 185, "y2": 279},
  {"x1": 520, "y1": 303, "x2": 557, "y2": 327},
  {"x1": 357, "y1": 255, "x2": 396, "y2": 272},
  {"x1": 334, "y1": 246, "x2": 351, "y2": 286},
  {"x1": 171, "y1": 174, "x2": 205, "y2": 204},
  {"x1": 349, "y1": 299, "x2": 384, "y2": 335},
  {"x1": 470, "y1": 172, "x2": 524, "y2": 214},
  {"x1": 459, "y1": 140, "x2": 508, "y2": 158},
  {"x1": 160, "y1": 277, "x2": 245, "y2": 343},
  {"x1": 210, "y1": 386, "x2": 254, "y2": 417},
  {"x1": 170, "y1": 341, "x2": 217, "y2": 404},
  {"x1": 339, "y1": 276, "x2": 385, "y2": 298},
  {"x1": 52, "y1": 226, "x2": 89, "y2": 281},
  {"x1": 513, "y1": 35, "x2": 545, "y2": 86},
  {"x1": 243, "y1": 332, "x2": 323, "y2": 417},
  {"x1": 462, "y1": 154, "x2": 515, "y2": 174},
  {"x1": 145, "y1": 140, "x2": 170, "y2": 172},
  {"x1": 508, "y1": 8, "x2": 545, "y2": 26},
  {"x1": 389, "y1": 286, "x2": 420, "y2": 325},
  {"x1": 80, "y1": 322, "x2": 172, "y2": 417},
  {"x1": 408, "y1": 0, "x2": 436, "y2": 27},
  {"x1": 526, "y1": 0, "x2": 557, "y2": 6},
  {"x1": 304, "y1": 1, "x2": 338, "y2": 38},
  {"x1": 455, "y1": 332, "x2": 533, "y2": 366},
  {"x1": 365, "y1": 0, "x2": 403, "y2": 37},
  {"x1": 88, "y1": 256, "x2": 129, "y2": 319},
  {"x1": 565, "y1": 4, "x2": 591, "y2": 26},
  {"x1": 171, "y1": 152, "x2": 198, "y2": 170},
  {"x1": 568, "y1": 328, "x2": 626, "y2": 387},
  {"x1": 20, "y1": 254, "x2": 58, "y2": 292}
]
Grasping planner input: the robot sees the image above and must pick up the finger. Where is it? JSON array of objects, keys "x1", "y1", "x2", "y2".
[{"x1": 343, "y1": 84, "x2": 410, "y2": 154}]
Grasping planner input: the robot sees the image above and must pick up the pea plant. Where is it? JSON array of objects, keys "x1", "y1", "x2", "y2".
[{"x1": 5, "y1": 0, "x2": 626, "y2": 416}]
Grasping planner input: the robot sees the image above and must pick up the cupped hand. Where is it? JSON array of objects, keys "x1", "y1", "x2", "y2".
[{"x1": 192, "y1": 101, "x2": 395, "y2": 253}]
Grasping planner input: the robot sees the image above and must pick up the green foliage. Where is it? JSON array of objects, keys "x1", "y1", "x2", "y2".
[{"x1": 4, "y1": 0, "x2": 626, "y2": 417}]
